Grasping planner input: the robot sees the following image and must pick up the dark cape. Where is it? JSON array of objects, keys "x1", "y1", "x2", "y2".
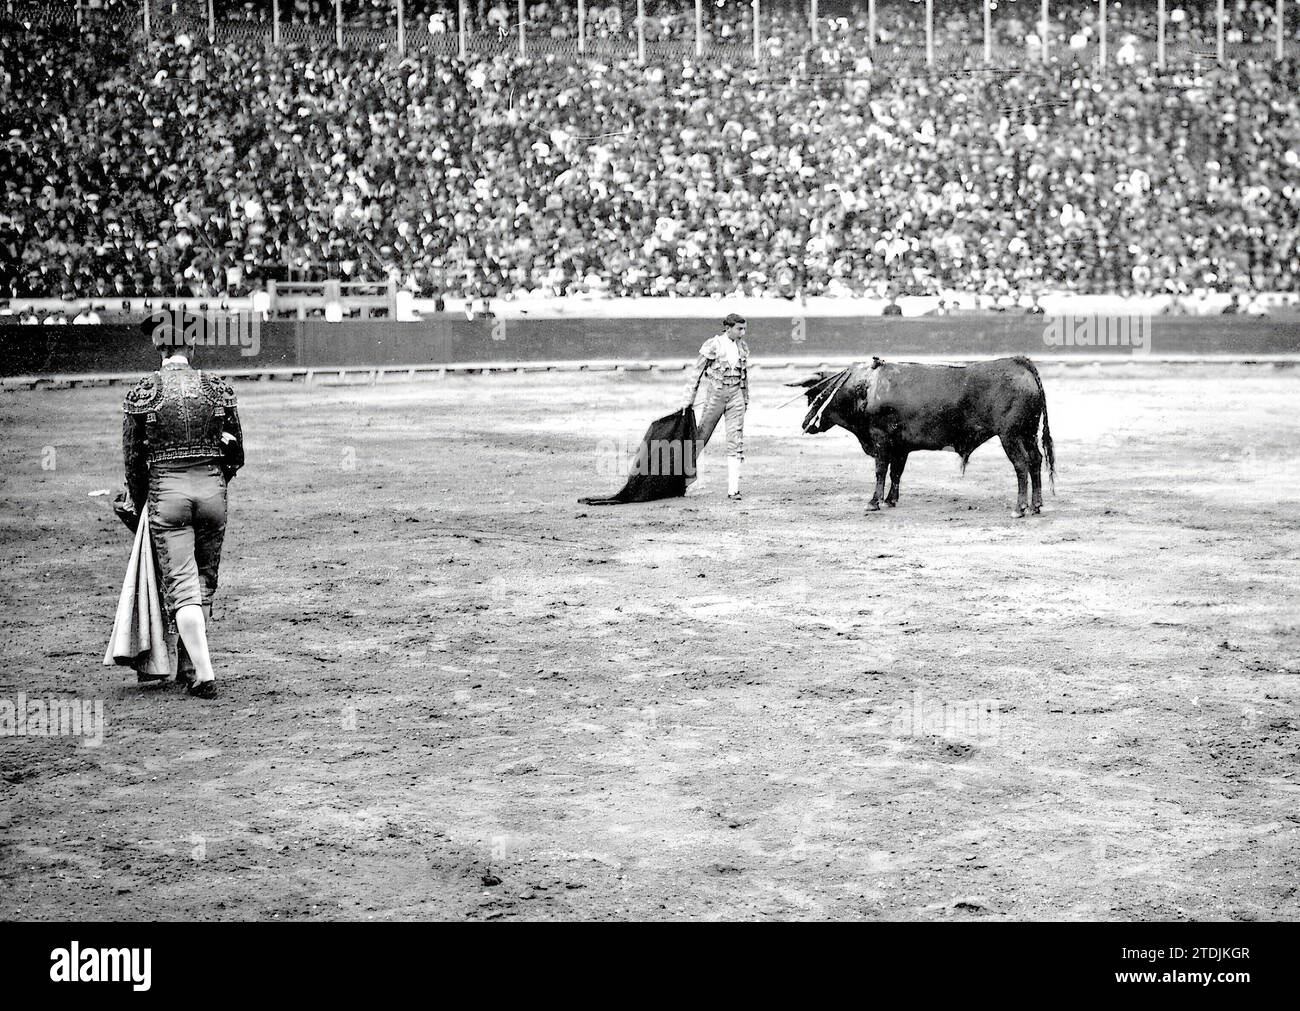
[{"x1": 580, "y1": 408, "x2": 699, "y2": 505}]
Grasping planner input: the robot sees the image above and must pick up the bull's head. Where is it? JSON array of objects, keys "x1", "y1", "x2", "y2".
[{"x1": 787, "y1": 369, "x2": 852, "y2": 434}]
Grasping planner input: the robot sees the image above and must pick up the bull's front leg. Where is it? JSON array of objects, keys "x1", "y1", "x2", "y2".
[
  {"x1": 853, "y1": 432, "x2": 884, "y2": 513},
  {"x1": 868, "y1": 453, "x2": 889, "y2": 512}
]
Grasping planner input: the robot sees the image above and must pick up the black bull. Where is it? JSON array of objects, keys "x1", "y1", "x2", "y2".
[{"x1": 790, "y1": 356, "x2": 1056, "y2": 517}]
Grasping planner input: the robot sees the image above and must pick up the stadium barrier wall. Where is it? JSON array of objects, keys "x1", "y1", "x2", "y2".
[
  {"x1": 0, "y1": 323, "x2": 300, "y2": 376},
  {"x1": 3, "y1": 316, "x2": 1299, "y2": 379}
]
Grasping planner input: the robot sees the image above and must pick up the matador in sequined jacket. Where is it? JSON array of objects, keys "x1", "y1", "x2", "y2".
[
  {"x1": 122, "y1": 363, "x2": 245, "y2": 514},
  {"x1": 121, "y1": 358, "x2": 244, "y2": 638}
]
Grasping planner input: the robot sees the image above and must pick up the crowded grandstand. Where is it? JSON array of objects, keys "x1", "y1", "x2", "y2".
[{"x1": 2, "y1": 1, "x2": 1298, "y2": 311}]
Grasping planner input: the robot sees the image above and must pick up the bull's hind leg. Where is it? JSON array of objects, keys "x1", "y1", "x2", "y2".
[
  {"x1": 1025, "y1": 432, "x2": 1044, "y2": 514},
  {"x1": 999, "y1": 432, "x2": 1030, "y2": 518},
  {"x1": 886, "y1": 451, "x2": 908, "y2": 507}
]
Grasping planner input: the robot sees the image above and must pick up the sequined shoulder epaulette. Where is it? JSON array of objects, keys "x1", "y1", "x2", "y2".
[
  {"x1": 123, "y1": 373, "x2": 162, "y2": 414},
  {"x1": 200, "y1": 372, "x2": 237, "y2": 408}
]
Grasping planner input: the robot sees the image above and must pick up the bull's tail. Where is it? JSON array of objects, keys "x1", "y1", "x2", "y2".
[{"x1": 1014, "y1": 356, "x2": 1056, "y2": 493}]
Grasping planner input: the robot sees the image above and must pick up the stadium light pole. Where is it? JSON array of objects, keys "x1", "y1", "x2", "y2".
[
  {"x1": 925, "y1": 0, "x2": 933, "y2": 66},
  {"x1": 1041, "y1": 0, "x2": 1049, "y2": 64},
  {"x1": 637, "y1": 0, "x2": 645, "y2": 64},
  {"x1": 578, "y1": 0, "x2": 585, "y2": 54},
  {"x1": 1098, "y1": 0, "x2": 1106, "y2": 73},
  {"x1": 695, "y1": 0, "x2": 703, "y2": 57},
  {"x1": 983, "y1": 0, "x2": 991, "y2": 63},
  {"x1": 1217, "y1": 0, "x2": 1225, "y2": 63},
  {"x1": 396, "y1": 0, "x2": 406, "y2": 55},
  {"x1": 1157, "y1": 0, "x2": 1165, "y2": 69}
]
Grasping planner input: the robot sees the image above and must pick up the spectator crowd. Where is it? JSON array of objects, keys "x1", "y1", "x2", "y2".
[{"x1": 1, "y1": 1, "x2": 1298, "y2": 303}]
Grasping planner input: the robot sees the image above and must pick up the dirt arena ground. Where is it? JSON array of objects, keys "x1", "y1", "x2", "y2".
[{"x1": 1, "y1": 362, "x2": 1298, "y2": 921}]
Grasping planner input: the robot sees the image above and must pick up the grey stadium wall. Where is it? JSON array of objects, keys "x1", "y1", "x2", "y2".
[{"x1": 3, "y1": 315, "x2": 1300, "y2": 378}]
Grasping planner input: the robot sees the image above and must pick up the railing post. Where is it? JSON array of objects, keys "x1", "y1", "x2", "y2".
[{"x1": 325, "y1": 281, "x2": 342, "y2": 323}]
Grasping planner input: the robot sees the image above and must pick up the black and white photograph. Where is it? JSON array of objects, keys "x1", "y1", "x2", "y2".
[{"x1": 0, "y1": 0, "x2": 1297, "y2": 986}]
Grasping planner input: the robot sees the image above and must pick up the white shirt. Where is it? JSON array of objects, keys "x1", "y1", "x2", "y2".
[{"x1": 713, "y1": 335, "x2": 741, "y2": 368}]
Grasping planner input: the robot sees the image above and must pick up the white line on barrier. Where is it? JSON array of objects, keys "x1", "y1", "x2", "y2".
[{"x1": 4, "y1": 354, "x2": 1299, "y2": 392}]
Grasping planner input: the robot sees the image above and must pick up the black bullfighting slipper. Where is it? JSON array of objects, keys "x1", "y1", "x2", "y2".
[
  {"x1": 187, "y1": 678, "x2": 217, "y2": 699},
  {"x1": 136, "y1": 671, "x2": 169, "y2": 685}
]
